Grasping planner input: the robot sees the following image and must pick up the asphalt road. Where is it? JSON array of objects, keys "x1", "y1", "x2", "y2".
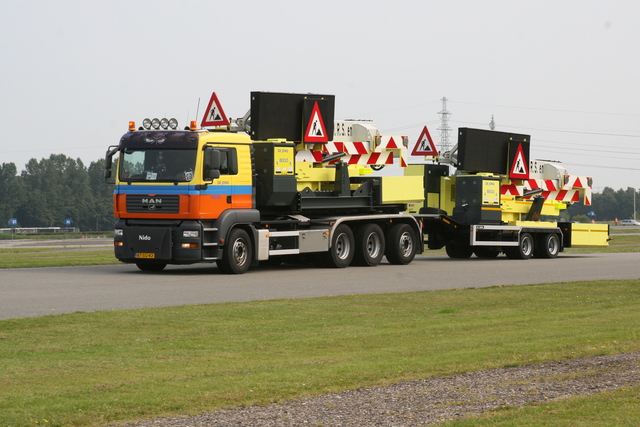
[{"x1": 1, "y1": 252, "x2": 639, "y2": 320}]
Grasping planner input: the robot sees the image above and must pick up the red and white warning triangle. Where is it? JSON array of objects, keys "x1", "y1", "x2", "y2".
[
  {"x1": 304, "y1": 101, "x2": 328, "y2": 143},
  {"x1": 201, "y1": 92, "x2": 230, "y2": 127},
  {"x1": 411, "y1": 126, "x2": 439, "y2": 156},
  {"x1": 510, "y1": 143, "x2": 529, "y2": 179}
]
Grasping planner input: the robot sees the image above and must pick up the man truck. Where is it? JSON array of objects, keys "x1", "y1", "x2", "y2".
[{"x1": 104, "y1": 91, "x2": 608, "y2": 273}]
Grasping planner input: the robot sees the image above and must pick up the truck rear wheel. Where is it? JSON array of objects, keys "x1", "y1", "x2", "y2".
[
  {"x1": 505, "y1": 232, "x2": 534, "y2": 259},
  {"x1": 319, "y1": 224, "x2": 354, "y2": 268},
  {"x1": 534, "y1": 233, "x2": 560, "y2": 259},
  {"x1": 217, "y1": 228, "x2": 252, "y2": 274},
  {"x1": 385, "y1": 223, "x2": 417, "y2": 265},
  {"x1": 353, "y1": 223, "x2": 385, "y2": 266}
]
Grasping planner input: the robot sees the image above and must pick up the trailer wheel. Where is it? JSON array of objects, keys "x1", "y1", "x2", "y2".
[
  {"x1": 217, "y1": 228, "x2": 252, "y2": 274},
  {"x1": 505, "y1": 232, "x2": 534, "y2": 259},
  {"x1": 353, "y1": 223, "x2": 385, "y2": 266},
  {"x1": 319, "y1": 224, "x2": 354, "y2": 268},
  {"x1": 136, "y1": 262, "x2": 167, "y2": 272},
  {"x1": 445, "y1": 243, "x2": 473, "y2": 259},
  {"x1": 385, "y1": 223, "x2": 417, "y2": 265},
  {"x1": 535, "y1": 233, "x2": 560, "y2": 259}
]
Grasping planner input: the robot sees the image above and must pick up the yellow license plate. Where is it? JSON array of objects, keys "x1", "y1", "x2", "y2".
[{"x1": 135, "y1": 252, "x2": 155, "y2": 259}]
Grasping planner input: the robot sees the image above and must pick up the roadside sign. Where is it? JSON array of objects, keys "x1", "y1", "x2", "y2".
[
  {"x1": 508, "y1": 141, "x2": 530, "y2": 180},
  {"x1": 8, "y1": 218, "x2": 17, "y2": 226},
  {"x1": 411, "y1": 126, "x2": 439, "y2": 156},
  {"x1": 303, "y1": 100, "x2": 329, "y2": 143},
  {"x1": 201, "y1": 92, "x2": 230, "y2": 127}
]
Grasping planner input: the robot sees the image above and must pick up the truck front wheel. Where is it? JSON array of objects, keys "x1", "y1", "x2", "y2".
[
  {"x1": 136, "y1": 262, "x2": 167, "y2": 272},
  {"x1": 385, "y1": 223, "x2": 417, "y2": 265},
  {"x1": 217, "y1": 228, "x2": 252, "y2": 274}
]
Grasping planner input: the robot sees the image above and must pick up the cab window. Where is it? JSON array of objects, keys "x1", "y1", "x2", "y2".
[{"x1": 204, "y1": 147, "x2": 237, "y2": 180}]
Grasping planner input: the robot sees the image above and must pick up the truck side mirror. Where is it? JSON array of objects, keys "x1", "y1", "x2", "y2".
[
  {"x1": 204, "y1": 146, "x2": 221, "y2": 180},
  {"x1": 104, "y1": 146, "x2": 119, "y2": 184}
]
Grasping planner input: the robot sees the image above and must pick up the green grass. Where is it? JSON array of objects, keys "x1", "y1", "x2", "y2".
[
  {"x1": 1, "y1": 279, "x2": 639, "y2": 426},
  {"x1": 0, "y1": 248, "x2": 117, "y2": 268},
  {"x1": 0, "y1": 232, "x2": 112, "y2": 241},
  {"x1": 448, "y1": 387, "x2": 640, "y2": 426}
]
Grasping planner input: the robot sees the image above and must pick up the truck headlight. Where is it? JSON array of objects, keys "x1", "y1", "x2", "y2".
[
  {"x1": 183, "y1": 230, "x2": 199, "y2": 238},
  {"x1": 114, "y1": 229, "x2": 124, "y2": 237}
]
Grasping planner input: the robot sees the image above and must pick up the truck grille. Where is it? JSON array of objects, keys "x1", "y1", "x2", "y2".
[{"x1": 126, "y1": 195, "x2": 180, "y2": 214}]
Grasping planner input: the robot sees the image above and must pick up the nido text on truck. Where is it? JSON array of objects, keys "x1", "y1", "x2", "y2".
[{"x1": 104, "y1": 91, "x2": 608, "y2": 273}]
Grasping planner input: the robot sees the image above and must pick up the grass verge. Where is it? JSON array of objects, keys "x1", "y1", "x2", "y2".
[
  {"x1": 0, "y1": 249, "x2": 117, "y2": 268},
  {"x1": 1, "y1": 279, "x2": 639, "y2": 426},
  {"x1": 449, "y1": 386, "x2": 640, "y2": 426}
]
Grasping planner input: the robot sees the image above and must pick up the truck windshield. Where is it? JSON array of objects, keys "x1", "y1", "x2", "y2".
[{"x1": 119, "y1": 149, "x2": 197, "y2": 182}]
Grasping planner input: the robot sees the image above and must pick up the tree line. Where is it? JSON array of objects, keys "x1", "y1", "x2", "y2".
[
  {"x1": 567, "y1": 186, "x2": 639, "y2": 222},
  {"x1": 0, "y1": 155, "x2": 113, "y2": 231},
  {"x1": 0, "y1": 154, "x2": 637, "y2": 231}
]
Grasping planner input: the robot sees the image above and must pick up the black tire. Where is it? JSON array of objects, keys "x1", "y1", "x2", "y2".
[
  {"x1": 217, "y1": 228, "x2": 252, "y2": 274},
  {"x1": 505, "y1": 232, "x2": 534, "y2": 259},
  {"x1": 136, "y1": 262, "x2": 167, "y2": 272},
  {"x1": 319, "y1": 224, "x2": 354, "y2": 268},
  {"x1": 385, "y1": 223, "x2": 417, "y2": 265},
  {"x1": 445, "y1": 243, "x2": 473, "y2": 259},
  {"x1": 534, "y1": 233, "x2": 560, "y2": 259},
  {"x1": 474, "y1": 247, "x2": 500, "y2": 258},
  {"x1": 353, "y1": 223, "x2": 385, "y2": 266}
]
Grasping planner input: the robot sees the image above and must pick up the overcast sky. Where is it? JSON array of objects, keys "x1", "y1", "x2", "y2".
[{"x1": 2, "y1": 0, "x2": 639, "y2": 191}]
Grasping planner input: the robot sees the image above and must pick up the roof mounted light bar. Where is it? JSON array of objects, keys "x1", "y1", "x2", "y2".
[{"x1": 136, "y1": 117, "x2": 179, "y2": 131}]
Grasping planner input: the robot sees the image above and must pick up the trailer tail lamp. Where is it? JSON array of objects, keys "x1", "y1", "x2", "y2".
[
  {"x1": 181, "y1": 243, "x2": 199, "y2": 249},
  {"x1": 129, "y1": 121, "x2": 136, "y2": 131}
]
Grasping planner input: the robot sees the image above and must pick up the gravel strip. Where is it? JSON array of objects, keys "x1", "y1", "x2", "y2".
[{"x1": 116, "y1": 352, "x2": 640, "y2": 426}]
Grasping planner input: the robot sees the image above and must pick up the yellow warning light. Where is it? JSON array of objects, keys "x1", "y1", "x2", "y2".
[
  {"x1": 189, "y1": 121, "x2": 198, "y2": 131},
  {"x1": 128, "y1": 121, "x2": 136, "y2": 131}
]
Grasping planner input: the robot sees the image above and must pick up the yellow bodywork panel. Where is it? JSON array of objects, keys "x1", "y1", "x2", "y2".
[
  {"x1": 569, "y1": 223, "x2": 610, "y2": 247},
  {"x1": 295, "y1": 163, "x2": 372, "y2": 191},
  {"x1": 500, "y1": 195, "x2": 567, "y2": 223},
  {"x1": 439, "y1": 177, "x2": 456, "y2": 215},
  {"x1": 381, "y1": 176, "x2": 424, "y2": 204}
]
